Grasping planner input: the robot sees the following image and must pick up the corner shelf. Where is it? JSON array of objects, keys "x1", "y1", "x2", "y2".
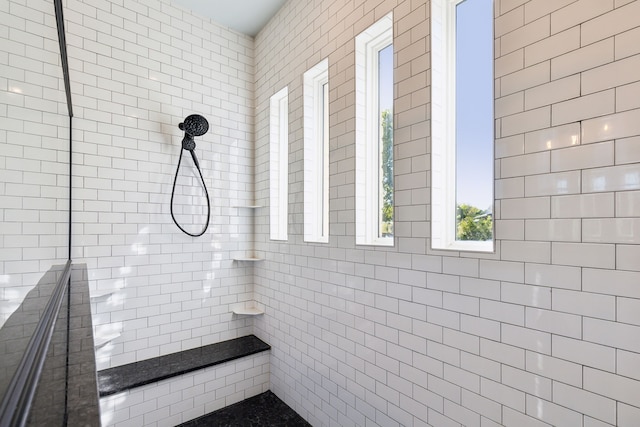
[
  {"x1": 233, "y1": 257, "x2": 263, "y2": 262},
  {"x1": 231, "y1": 205, "x2": 263, "y2": 209},
  {"x1": 231, "y1": 306, "x2": 265, "y2": 316}
]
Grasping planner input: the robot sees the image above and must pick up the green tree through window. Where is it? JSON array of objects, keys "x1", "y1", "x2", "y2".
[
  {"x1": 456, "y1": 203, "x2": 492, "y2": 241},
  {"x1": 381, "y1": 109, "x2": 393, "y2": 236}
]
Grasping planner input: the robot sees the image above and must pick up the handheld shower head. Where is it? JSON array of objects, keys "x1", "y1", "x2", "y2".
[
  {"x1": 179, "y1": 114, "x2": 208, "y2": 168},
  {"x1": 179, "y1": 114, "x2": 209, "y2": 137}
]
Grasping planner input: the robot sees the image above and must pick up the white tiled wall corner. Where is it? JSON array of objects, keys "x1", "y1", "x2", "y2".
[
  {"x1": 99, "y1": 352, "x2": 270, "y2": 427},
  {"x1": 253, "y1": 0, "x2": 640, "y2": 426},
  {"x1": 60, "y1": 0, "x2": 257, "y2": 369}
]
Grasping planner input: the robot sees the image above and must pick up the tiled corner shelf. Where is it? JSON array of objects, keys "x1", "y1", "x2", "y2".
[
  {"x1": 231, "y1": 305, "x2": 264, "y2": 316},
  {"x1": 233, "y1": 257, "x2": 264, "y2": 262},
  {"x1": 231, "y1": 205, "x2": 263, "y2": 209}
]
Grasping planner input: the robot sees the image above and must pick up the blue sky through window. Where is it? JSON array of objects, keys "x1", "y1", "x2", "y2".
[{"x1": 456, "y1": 0, "x2": 493, "y2": 211}]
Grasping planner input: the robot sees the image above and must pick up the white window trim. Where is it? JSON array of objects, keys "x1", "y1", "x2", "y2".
[
  {"x1": 269, "y1": 87, "x2": 289, "y2": 241},
  {"x1": 355, "y1": 13, "x2": 394, "y2": 247},
  {"x1": 303, "y1": 59, "x2": 329, "y2": 243},
  {"x1": 431, "y1": 0, "x2": 494, "y2": 252}
]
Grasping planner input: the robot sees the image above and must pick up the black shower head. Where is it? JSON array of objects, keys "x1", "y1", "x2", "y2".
[{"x1": 179, "y1": 114, "x2": 209, "y2": 137}]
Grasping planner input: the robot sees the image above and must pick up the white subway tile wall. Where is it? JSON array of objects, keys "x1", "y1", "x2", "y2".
[
  {"x1": 253, "y1": 0, "x2": 640, "y2": 426},
  {"x1": 64, "y1": 0, "x2": 256, "y2": 371}
]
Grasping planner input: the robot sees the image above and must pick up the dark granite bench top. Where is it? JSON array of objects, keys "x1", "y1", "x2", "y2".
[{"x1": 97, "y1": 334, "x2": 270, "y2": 397}]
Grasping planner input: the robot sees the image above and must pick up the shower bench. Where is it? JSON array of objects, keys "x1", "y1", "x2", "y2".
[{"x1": 98, "y1": 335, "x2": 271, "y2": 425}]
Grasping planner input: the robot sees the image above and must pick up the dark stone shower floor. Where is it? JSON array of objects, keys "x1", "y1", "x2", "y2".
[{"x1": 178, "y1": 391, "x2": 312, "y2": 427}]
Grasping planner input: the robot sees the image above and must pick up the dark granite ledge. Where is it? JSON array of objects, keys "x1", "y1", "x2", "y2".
[{"x1": 98, "y1": 334, "x2": 270, "y2": 397}]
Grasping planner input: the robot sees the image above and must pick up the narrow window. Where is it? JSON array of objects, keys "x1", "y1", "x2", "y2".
[
  {"x1": 431, "y1": 0, "x2": 494, "y2": 252},
  {"x1": 269, "y1": 87, "x2": 288, "y2": 241},
  {"x1": 355, "y1": 13, "x2": 394, "y2": 246},
  {"x1": 303, "y1": 59, "x2": 329, "y2": 243}
]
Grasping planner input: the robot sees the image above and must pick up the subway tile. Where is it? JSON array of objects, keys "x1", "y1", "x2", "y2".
[
  {"x1": 550, "y1": 0, "x2": 614, "y2": 34},
  {"x1": 619, "y1": 403, "x2": 640, "y2": 427},
  {"x1": 495, "y1": 48, "x2": 525, "y2": 78},
  {"x1": 481, "y1": 338, "x2": 526, "y2": 369},
  {"x1": 501, "y1": 240, "x2": 550, "y2": 263},
  {"x1": 444, "y1": 364, "x2": 480, "y2": 394},
  {"x1": 615, "y1": 26, "x2": 640, "y2": 60},
  {"x1": 524, "y1": 74, "x2": 580, "y2": 110},
  {"x1": 584, "y1": 317, "x2": 640, "y2": 353},
  {"x1": 552, "y1": 289, "x2": 616, "y2": 320},
  {"x1": 552, "y1": 89, "x2": 615, "y2": 126},
  {"x1": 501, "y1": 151, "x2": 550, "y2": 178},
  {"x1": 526, "y1": 307, "x2": 582, "y2": 339},
  {"x1": 501, "y1": 61, "x2": 550, "y2": 97},
  {"x1": 461, "y1": 389, "x2": 502, "y2": 424},
  {"x1": 460, "y1": 351, "x2": 501, "y2": 383},
  {"x1": 582, "y1": 54, "x2": 640, "y2": 95},
  {"x1": 495, "y1": 177, "x2": 525, "y2": 199},
  {"x1": 552, "y1": 382, "x2": 616, "y2": 425},
  {"x1": 501, "y1": 281, "x2": 551, "y2": 308},
  {"x1": 524, "y1": 123, "x2": 580, "y2": 153},
  {"x1": 617, "y1": 350, "x2": 640, "y2": 382},
  {"x1": 551, "y1": 37, "x2": 614, "y2": 80},
  {"x1": 583, "y1": 268, "x2": 640, "y2": 298},
  {"x1": 525, "y1": 171, "x2": 581, "y2": 196},
  {"x1": 495, "y1": 134, "x2": 525, "y2": 158},
  {"x1": 501, "y1": 15, "x2": 550, "y2": 55},
  {"x1": 480, "y1": 378, "x2": 525, "y2": 412},
  {"x1": 525, "y1": 262, "x2": 581, "y2": 290},
  {"x1": 496, "y1": 91, "x2": 524, "y2": 118},
  {"x1": 617, "y1": 297, "x2": 640, "y2": 326},
  {"x1": 525, "y1": 351, "x2": 583, "y2": 387},
  {"x1": 583, "y1": 218, "x2": 640, "y2": 244},
  {"x1": 502, "y1": 366, "x2": 552, "y2": 403},
  {"x1": 524, "y1": 26, "x2": 580, "y2": 67},
  {"x1": 552, "y1": 242, "x2": 615, "y2": 269},
  {"x1": 552, "y1": 335, "x2": 616, "y2": 372},
  {"x1": 617, "y1": 245, "x2": 640, "y2": 272},
  {"x1": 495, "y1": 219, "x2": 525, "y2": 240},
  {"x1": 551, "y1": 141, "x2": 614, "y2": 172},
  {"x1": 525, "y1": 219, "x2": 581, "y2": 242},
  {"x1": 502, "y1": 323, "x2": 551, "y2": 355},
  {"x1": 584, "y1": 368, "x2": 640, "y2": 408},
  {"x1": 582, "y1": 164, "x2": 640, "y2": 193},
  {"x1": 479, "y1": 259, "x2": 525, "y2": 282},
  {"x1": 495, "y1": 5, "x2": 524, "y2": 38},
  {"x1": 501, "y1": 106, "x2": 551, "y2": 137},
  {"x1": 616, "y1": 82, "x2": 640, "y2": 112},
  {"x1": 581, "y1": 109, "x2": 640, "y2": 144},
  {"x1": 460, "y1": 314, "x2": 501, "y2": 342},
  {"x1": 581, "y1": 0, "x2": 640, "y2": 46},
  {"x1": 551, "y1": 193, "x2": 614, "y2": 218}
]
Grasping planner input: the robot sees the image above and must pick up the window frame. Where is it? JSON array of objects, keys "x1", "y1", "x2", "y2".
[
  {"x1": 355, "y1": 12, "x2": 394, "y2": 247},
  {"x1": 303, "y1": 59, "x2": 330, "y2": 243},
  {"x1": 269, "y1": 86, "x2": 289, "y2": 241},
  {"x1": 431, "y1": 0, "x2": 495, "y2": 252}
]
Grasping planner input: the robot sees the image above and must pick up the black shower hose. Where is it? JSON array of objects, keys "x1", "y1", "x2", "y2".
[{"x1": 170, "y1": 149, "x2": 210, "y2": 237}]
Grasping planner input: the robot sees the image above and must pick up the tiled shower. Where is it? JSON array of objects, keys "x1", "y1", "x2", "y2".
[{"x1": 2, "y1": 0, "x2": 640, "y2": 426}]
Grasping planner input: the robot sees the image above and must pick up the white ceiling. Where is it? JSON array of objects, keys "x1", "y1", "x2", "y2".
[{"x1": 170, "y1": 0, "x2": 287, "y2": 37}]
